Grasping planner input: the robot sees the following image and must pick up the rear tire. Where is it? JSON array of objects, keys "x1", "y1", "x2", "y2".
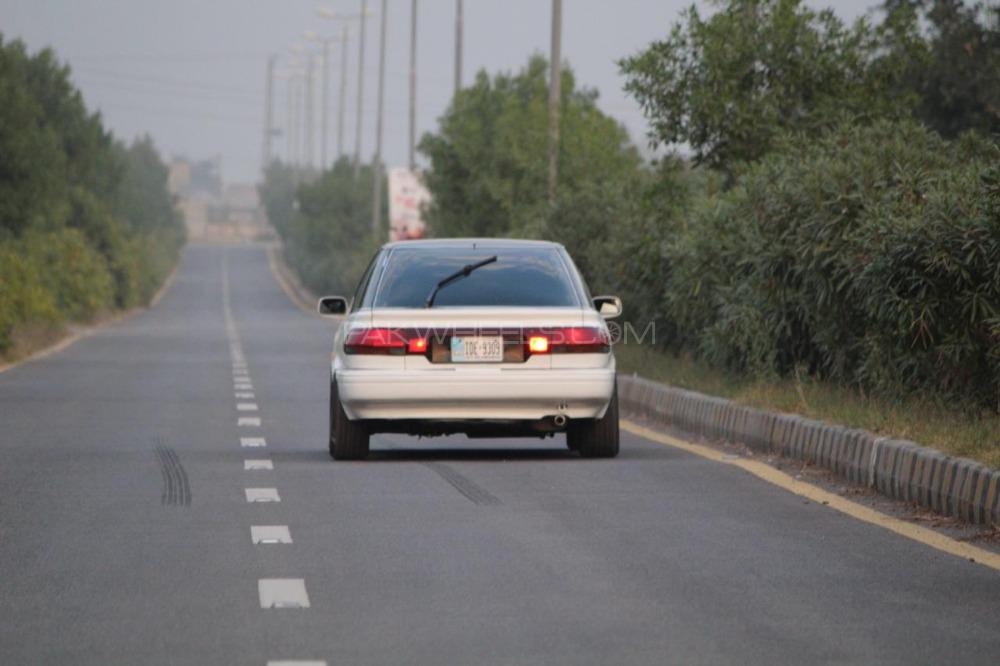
[
  {"x1": 567, "y1": 388, "x2": 619, "y2": 458},
  {"x1": 329, "y1": 379, "x2": 370, "y2": 460}
]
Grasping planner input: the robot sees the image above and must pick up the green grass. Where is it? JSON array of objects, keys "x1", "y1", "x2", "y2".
[{"x1": 615, "y1": 344, "x2": 1000, "y2": 470}]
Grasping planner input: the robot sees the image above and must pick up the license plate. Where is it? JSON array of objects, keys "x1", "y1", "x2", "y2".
[{"x1": 450, "y1": 336, "x2": 503, "y2": 363}]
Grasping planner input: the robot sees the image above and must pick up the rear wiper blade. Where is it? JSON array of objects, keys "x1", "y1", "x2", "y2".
[{"x1": 424, "y1": 255, "x2": 498, "y2": 308}]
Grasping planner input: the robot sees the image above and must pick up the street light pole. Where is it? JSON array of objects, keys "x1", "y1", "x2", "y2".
[
  {"x1": 548, "y1": 0, "x2": 562, "y2": 208},
  {"x1": 262, "y1": 54, "x2": 276, "y2": 172},
  {"x1": 285, "y1": 73, "x2": 295, "y2": 165},
  {"x1": 317, "y1": 6, "x2": 371, "y2": 167},
  {"x1": 320, "y1": 39, "x2": 331, "y2": 169},
  {"x1": 338, "y1": 25, "x2": 349, "y2": 160},
  {"x1": 371, "y1": 0, "x2": 388, "y2": 237},
  {"x1": 409, "y1": 0, "x2": 418, "y2": 170},
  {"x1": 306, "y1": 31, "x2": 338, "y2": 170},
  {"x1": 454, "y1": 0, "x2": 463, "y2": 95},
  {"x1": 305, "y1": 53, "x2": 315, "y2": 170},
  {"x1": 290, "y1": 74, "x2": 300, "y2": 168},
  {"x1": 354, "y1": 0, "x2": 368, "y2": 177}
]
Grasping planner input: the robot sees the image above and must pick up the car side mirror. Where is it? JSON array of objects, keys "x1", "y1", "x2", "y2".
[
  {"x1": 317, "y1": 296, "x2": 349, "y2": 316},
  {"x1": 592, "y1": 295, "x2": 622, "y2": 319}
]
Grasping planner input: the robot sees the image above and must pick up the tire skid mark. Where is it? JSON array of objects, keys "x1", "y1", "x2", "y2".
[
  {"x1": 422, "y1": 462, "x2": 500, "y2": 506},
  {"x1": 154, "y1": 438, "x2": 191, "y2": 506}
]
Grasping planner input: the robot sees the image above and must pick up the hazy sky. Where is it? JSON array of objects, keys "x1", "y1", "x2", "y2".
[{"x1": 3, "y1": 0, "x2": 874, "y2": 183}]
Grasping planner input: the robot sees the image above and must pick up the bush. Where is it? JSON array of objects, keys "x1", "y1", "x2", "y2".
[
  {"x1": 21, "y1": 229, "x2": 114, "y2": 320},
  {"x1": 0, "y1": 243, "x2": 58, "y2": 351},
  {"x1": 668, "y1": 120, "x2": 1000, "y2": 407}
]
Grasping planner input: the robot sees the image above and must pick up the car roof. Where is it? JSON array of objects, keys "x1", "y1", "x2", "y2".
[{"x1": 381, "y1": 238, "x2": 565, "y2": 251}]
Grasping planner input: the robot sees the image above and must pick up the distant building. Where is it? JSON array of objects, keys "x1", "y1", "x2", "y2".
[
  {"x1": 167, "y1": 160, "x2": 191, "y2": 196},
  {"x1": 168, "y1": 157, "x2": 265, "y2": 241}
]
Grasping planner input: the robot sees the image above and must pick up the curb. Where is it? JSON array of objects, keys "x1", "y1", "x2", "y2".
[
  {"x1": 618, "y1": 374, "x2": 1000, "y2": 526},
  {"x1": 265, "y1": 243, "x2": 317, "y2": 314}
]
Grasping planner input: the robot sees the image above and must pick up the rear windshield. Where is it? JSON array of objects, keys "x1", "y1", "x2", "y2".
[{"x1": 373, "y1": 247, "x2": 580, "y2": 308}]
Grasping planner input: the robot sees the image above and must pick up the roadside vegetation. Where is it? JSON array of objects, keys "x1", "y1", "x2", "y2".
[
  {"x1": 0, "y1": 36, "x2": 185, "y2": 361},
  {"x1": 260, "y1": 158, "x2": 384, "y2": 297},
  {"x1": 259, "y1": 0, "x2": 999, "y2": 464}
]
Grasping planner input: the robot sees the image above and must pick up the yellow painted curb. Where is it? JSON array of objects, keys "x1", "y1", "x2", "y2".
[{"x1": 622, "y1": 419, "x2": 1000, "y2": 573}]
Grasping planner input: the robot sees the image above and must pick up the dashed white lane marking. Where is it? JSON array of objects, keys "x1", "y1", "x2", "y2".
[
  {"x1": 258, "y1": 579, "x2": 310, "y2": 608},
  {"x1": 241, "y1": 437, "x2": 267, "y2": 448},
  {"x1": 235, "y1": 382, "x2": 253, "y2": 390},
  {"x1": 235, "y1": 392, "x2": 255, "y2": 399},
  {"x1": 245, "y1": 488, "x2": 281, "y2": 503},
  {"x1": 239, "y1": 417, "x2": 262, "y2": 427},
  {"x1": 244, "y1": 459, "x2": 273, "y2": 471},
  {"x1": 237, "y1": 402, "x2": 259, "y2": 411},
  {"x1": 267, "y1": 661, "x2": 327, "y2": 666},
  {"x1": 251, "y1": 526, "x2": 293, "y2": 544}
]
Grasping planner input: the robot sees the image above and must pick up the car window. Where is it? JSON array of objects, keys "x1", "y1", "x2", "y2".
[
  {"x1": 351, "y1": 251, "x2": 380, "y2": 311},
  {"x1": 374, "y1": 247, "x2": 580, "y2": 308}
]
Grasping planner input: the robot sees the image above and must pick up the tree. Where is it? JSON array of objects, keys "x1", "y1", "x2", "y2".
[
  {"x1": 418, "y1": 55, "x2": 641, "y2": 256},
  {"x1": 619, "y1": 0, "x2": 908, "y2": 172},
  {"x1": 0, "y1": 34, "x2": 183, "y2": 353},
  {"x1": 881, "y1": 0, "x2": 1000, "y2": 139}
]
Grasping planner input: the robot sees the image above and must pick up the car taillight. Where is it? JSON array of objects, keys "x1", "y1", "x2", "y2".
[
  {"x1": 344, "y1": 328, "x2": 432, "y2": 356},
  {"x1": 525, "y1": 327, "x2": 610, "y2": 354},
  {"x1": 344, "y1": 328, "x2": 407, "y2": 355}
]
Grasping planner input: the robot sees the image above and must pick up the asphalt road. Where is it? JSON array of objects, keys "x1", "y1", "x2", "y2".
[{"x1": 1, "y1": 243, "x2": 998, "y2": 665}]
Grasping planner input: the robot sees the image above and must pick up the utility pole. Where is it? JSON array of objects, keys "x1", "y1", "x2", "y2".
[
  {"x1": 320, "y1": 39, "x2": 331, "y2": 169},
  {"x1": 371, "y1": 0, "x2": 388, "y2": 237},
  {"x1": 354, "y1": 0, "x2": 368, "y2": 177},
  {"x1": 305, "y1": 54, "x2": 315, "y2": 170},
  {"x1": 454, "y1": 0, "x2": 463, "y2": 95},
  {"x1": 317, "y1": 6, "x2": 369, "y2": 166},
  {"x1": 289, "y1": 74, "x2": 300, "y2": 168},
  {"x1": 548, "y1": 0, "x2": 562, "y2": 208},
  {"x1": 338, "y1": 25, "x2": 349, "y2": 160},
  {"x1": 409, "y1": 0, "x2": 418, "y2": 170},
  {"x1": 285, "y1": 74, "x2": 294, "y2": 164},
  {"x1": 262, "y1": 55, "x2": 276, "y2": 172}
]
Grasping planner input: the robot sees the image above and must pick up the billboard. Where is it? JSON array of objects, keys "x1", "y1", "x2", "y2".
[{"x1": 388, "y1": 168, "x2": 431, "y2": 241}]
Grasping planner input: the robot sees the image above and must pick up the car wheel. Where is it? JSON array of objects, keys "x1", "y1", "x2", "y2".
[
  {"x1": 567, "y1": 388, "x2": 619, "y2": 458},
  {"x1": 329, "y1": 379, "x2": 369, "y2": 460}
]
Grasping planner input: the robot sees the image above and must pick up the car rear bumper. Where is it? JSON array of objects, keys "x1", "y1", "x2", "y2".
[{"x1": 336, "y1": 367, "x2": 616, "y2": 421}]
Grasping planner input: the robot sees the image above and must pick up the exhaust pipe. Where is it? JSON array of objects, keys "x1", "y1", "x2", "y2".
[{"x1": 553, "y1": 414, "x2": 568, "y2": 427}]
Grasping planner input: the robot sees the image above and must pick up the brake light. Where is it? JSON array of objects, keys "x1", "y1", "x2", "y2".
[
  {"x1": 407, "y1": 337, "x2": 428, "y2": 354},
  {"x1": 528, "y1": 336, "x2": 549, "y2": 353}
]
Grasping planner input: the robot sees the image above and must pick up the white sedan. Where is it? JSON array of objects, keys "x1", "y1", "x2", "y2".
[{"x1": 318, "y1": 239, "x2": 621, "y2": 460}]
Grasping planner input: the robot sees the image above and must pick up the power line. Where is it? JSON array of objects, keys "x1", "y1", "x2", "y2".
[
  {"x1": 89, "y1": 100, "x2": 260, "y2": 125},
  {"x1": 72, "y1": 66, "x2": 260, "y2": 98},
  {"x1": 68, "y1": 50, "x2": 271, "y2": 63},
  {"x1": 74, "y1": 77, "x2": 261, "y2": 105}
]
